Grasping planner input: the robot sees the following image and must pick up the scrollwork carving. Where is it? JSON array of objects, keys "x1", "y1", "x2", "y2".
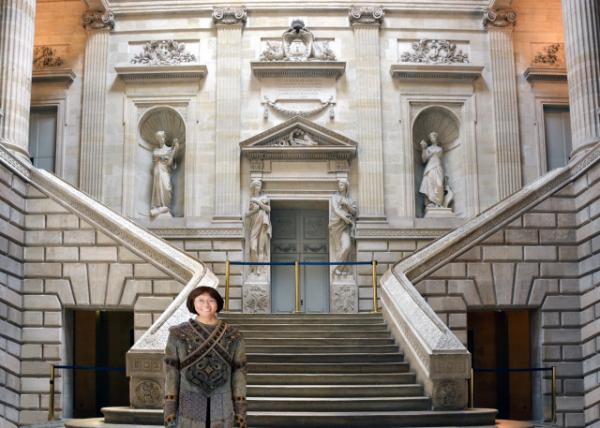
[
  {"x1": 348, "y1": 6, "x2": 384, "y2": 25},
  {"x1": 82, "y1": 9, "x2": 115, "y2": 30},
  {"x1": 400, "y1": 40, "x2": 469, "y2": 64},
  {"x1": 483, "y1": 8, "x2": 517, "y2": 28},
  {"x1": 33, "y1": 46, "x2": 64, "y2": 69},
  {"x1": 212, "y1": 7, "x2": 247, "y2": 25}
]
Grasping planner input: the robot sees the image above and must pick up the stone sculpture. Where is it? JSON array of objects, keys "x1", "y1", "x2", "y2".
[
  {"x1": 329, "y1": 179, "x2": 357, "y2": 276},
  {"x1": 131, "y1": 40, "x2": 196, "y2": 65},
  {"x1": 150, "y1": 131, "x2": 181, "y2": 218},
  {"x1": 400, "y1": 39, "x2": 469, "y2": 64},
  {"x1": 245, "y1": 179, "x2": 272, "y2": 275},
  {"x1": 259, "y1": 19, "x2": 336, "y2": 62},
  {"x1": 419, "y1": 131, "x2": 453, "y2": 211},
  {"x1": 270, "y1": 129, "x2": 318, "y2": 146}
]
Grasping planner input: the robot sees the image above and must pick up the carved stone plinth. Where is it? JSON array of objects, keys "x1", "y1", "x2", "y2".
[
  {"x1": 126, "y1": 351, "x2": 164, "y2": 409},
  {"x1": 424, "y1": 206, "x2": 455, "y2": 218},
  {"x1": 242, "y1": 279, "x2": 270, "y2": 313},
  {"x1": 330, "y1": 277, "x2": 358, "y2": 314}
]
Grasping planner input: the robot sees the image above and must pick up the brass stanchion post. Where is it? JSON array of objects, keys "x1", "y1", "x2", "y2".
[
  {"x1": 469, "y1": 368, "x2": 474, "y2": 408},
  {"x1": 48, "y1": 365, "x2": 55, "y2": 420},
  {"x1": 371, "y1": 260, "x2": 379, "y2": 313},
  {"x1": 224, "y1": 260, "x2": 231, "y2": 312},
  {"x1": 551, "y1": 366, "x2": 557, "y2": 423},
  {"x1": 294, "y1": 261, "x2": 301, "y2": 313}
]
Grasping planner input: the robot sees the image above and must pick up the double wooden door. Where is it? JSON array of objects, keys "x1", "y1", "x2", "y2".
[{"x1": 271, "y1": 208, "x2": 329, "y2": 313}]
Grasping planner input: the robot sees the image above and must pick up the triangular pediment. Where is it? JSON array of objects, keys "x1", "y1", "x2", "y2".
[{"x1": 240, "y1": 116, "x2": 357, "y2": 160}]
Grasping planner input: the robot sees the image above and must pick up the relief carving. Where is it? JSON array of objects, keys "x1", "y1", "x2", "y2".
[
  {"x1": 259, "y1": 19, "x2": 336, "y2": 62},
  {"x1": 33, "y1": 46, "x2": 65, "y2": 69},
  {"x1": 270, "y1": 128, "x2": 318, "y2": 146},
  {"x1": 134, "y1": 379, "x2": 162, "y2": 407},
  {"x1": 243, "y1": 283, "x2": 269, "y2": 313},
  {"x1": 483, "y1": 8, "x2": 517, "y2": 28},
  {"x1": 262, "y1": 96, "x2": 335, "y2": 119},
  {"x1": 131, "y1": 40, "x2": 197, "y2": 65},
  {"x1": 533, "y1": 43, "x2": 563, "y2": 66},
  {"x1": 400, "y1": 40, "x2": 469, "y2": 64},
  {"x1": 348, "y1": 6, "x2": 385, "y2": 25},
  {"x1": 332, "y1": 282, "x2": 357, "y2": 313},
  {"x1": 82, "y1": 9, "x2": 115, "y2": 30},
  {"x1": 212, "y1": 7, "x2": 247, "y2": 25}
]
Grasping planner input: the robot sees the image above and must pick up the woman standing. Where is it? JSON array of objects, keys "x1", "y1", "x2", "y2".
[
  {"x1": 245, "y1": 179, "x2": 271, "y2": 275},
  {"x1": 328, "y1": 179, "x2": 358, "y2": 276},
  {"x1": 151, "y1": 130, "x2": 181, "y2": 218},
  {"x1": 164, "y1": 287, "x2": 246, "y2": 428},
  {"x1": 419, "y1": 131, "x2": 445, "y2": 208}
]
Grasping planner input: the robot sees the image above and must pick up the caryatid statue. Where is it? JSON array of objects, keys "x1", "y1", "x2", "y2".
[
  {"x1": 419, "y1": 131, "x2": 453, "y2": 210},
  {"x1": 150, "y1": 130, "x2": 182, "y2": 218},
  {"x1": 329, "y1": 179, "x2": 358, "y2": 276},
  {"x1": 245, "y1": 179, "x2": 272, "y2": 275}
]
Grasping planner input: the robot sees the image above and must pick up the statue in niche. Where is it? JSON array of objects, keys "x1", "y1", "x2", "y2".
[
  {"x1": 150, "y1": 131, "x2": 182, "y2": 218},
  {"x1": 245, "y1": 179, "x2": 272, "y2": 276},
  {"x1": 419, "y1": 131, "x2": 453, "y2": 210},
  {"x1": 329, "y1": 179, "x2": 358, "y2": 276}
]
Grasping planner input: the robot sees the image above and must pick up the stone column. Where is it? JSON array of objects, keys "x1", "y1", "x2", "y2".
[
  {"x1": 213, "y1": 7, "x2": 246, "y2": 221},
  {"x1": 349, "y1": 7, "x2": 386, "y2": 221},
  {"x1": 0, "y1": 0, "x2": 36, "y2": 160},
  {"x1": 484, "y1": 8, "x2": 522, "y2": 200},
  {"x1": 561, "y1": 0, "x2": 600, "y2": 156},
  {"x1": 79, "y1": 10, "x2": 114, "y2": 199}
]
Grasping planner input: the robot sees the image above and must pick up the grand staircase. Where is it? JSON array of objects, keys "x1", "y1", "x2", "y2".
[{"x1": 223, "y1": 313, "x2": 496, "y2": 427}]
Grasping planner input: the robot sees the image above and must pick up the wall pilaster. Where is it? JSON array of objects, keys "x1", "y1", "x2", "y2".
[
  {"x1": 79, "y1": 10, "x2": 114, "y2": 199},
  {"x1": 213, "y1": 7, "x2": 246, "y2": 220},
  {"x1": 349, "y1": 7, "x2": 385, "y2": 220},
  {"x1": 561, "y1": 0, "x2": 600, "y2": 156},
  {"x1": 0, "y1": 0, "x2": 36, "y2": 160},
  {"x1": 484, "y1": 8, "x2": 522, "y2": 200}
]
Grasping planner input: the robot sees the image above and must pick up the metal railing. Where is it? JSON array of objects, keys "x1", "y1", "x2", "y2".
[
  {"x1": 469, "y1": 366, "x2": 556, "y2": 423},
  {"x1": 224, "y1": 260, "x2": 379, "y2": 313},
  {"x1": 48, "y1": 364, "x2": 125, "y2": 420}
]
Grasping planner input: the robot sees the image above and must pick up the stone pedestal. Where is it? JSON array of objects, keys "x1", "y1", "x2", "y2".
[
  {"x1": 79, "y1": 10, "x2": 114, "y2": 199},
  {"x1": 330, "y1": 274, "x2": 358, "y2": 313},
  {"x1": 561, "y1": 0, "x2": 600, "y2": 156},
  {"x1": 424, "y1": 206, "x2": 455, "y2": 218},
  {"x1": 349, "y1": 7, "x2": 385, "y2": 220},
  {"x1": 0, "y1": 0, "x2": 36, "y2": 160},
  {"x1": 484, "y1": 8, "x2": 522, "y2": 199},
  {"x1": 242, "y1": 277, "x2": 270, "y2": 313}
]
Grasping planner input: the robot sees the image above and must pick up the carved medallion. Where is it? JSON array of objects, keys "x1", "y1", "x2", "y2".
[{"x1": 134, "y1": 379, "x2": 162, "y2": 407}]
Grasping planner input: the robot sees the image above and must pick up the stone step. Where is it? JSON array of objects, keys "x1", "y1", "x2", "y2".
[
  {"x1": 242, "y1": 330, "x2": 391, "y2": 339},
  {"x1": 224, "y1": 316, "x2": 384, "y2": 325},
  {"x1": 248, "y1": 384, "x2": 424, "y2": 398},
  {"x1": 244, "y1": 337, "x2": 395, "y2": 346},
  {"x1": 248, "y1": 362, "x2": 410, "y2": 374},
  {"x1": 237, "y1": 323, "x2": 388, "y2": 331},
  {"x1": 248, "y1": 352, "x2": 404, "y2": 363},
  {"x1": 223, "y1": 313, "x2": 382, "y2": 320},
  {"x1": 247, "y1": 344, "x2": 400, "y2": 353},
  {"x1": 247, "y1": 409, "x2": 498, "y2": 427},
  {"x1": 248, "y1": 372, "x2": 417, "y2": 385},
  {"x1": 248, "y1": 396, "x2": 432, "y2": 412}
]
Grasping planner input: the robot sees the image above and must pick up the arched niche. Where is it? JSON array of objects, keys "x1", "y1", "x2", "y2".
[
  {"x1": 135, "y1": 106, "x2": 186, "y2": 219},
  {"x1": 412, "y1": 106, "x2": 465, "y2": 218}
]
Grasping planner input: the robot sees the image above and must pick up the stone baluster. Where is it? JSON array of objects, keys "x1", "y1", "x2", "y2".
[
  {"x1": 0, "y1": 0, "x2": 36, "y2": 161},
  {"x1": 79, "y1": 9, "x2": 114, "y2": 199},
  {"x1": 213, "y1": 7, "x2": 246, "y2": 220},
  {"x1": 561, "y1": 0, "x2": 600, "y2": 156},
  {"x1": 484, "y1": 8, "x2": 522, "y2": 200},
  {"x1": 349, "y1": 7, "x2": 386, "y2": 221}
]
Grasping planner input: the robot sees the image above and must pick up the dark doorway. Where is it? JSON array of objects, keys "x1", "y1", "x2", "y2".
[
  {"x1": 71, "y1": 310, "x2": 133, "y2": 417},
  {"x1": 467, "y1": 310, "x2": 532, "y2": 420}
]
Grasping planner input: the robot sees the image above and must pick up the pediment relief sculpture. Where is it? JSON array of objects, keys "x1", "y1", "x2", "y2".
[
  {"x1": 269, "y1": 128, "x2": 318, "y2": 146},
  {"x1": 532, "y1": 43, "x2": 564, "y2": 67},
  {"x1": 400, "y1": 39, "x2": 469, "y2": 64},
  {"x1": 33, "y1": 46, "x2": 65, "y2": 69},
  {"x1": 259, "y1": 19, "x2": 336, "y2": 62},
  {"x1": 131, "y1": 40, "x2": 197, "y2": 66}
]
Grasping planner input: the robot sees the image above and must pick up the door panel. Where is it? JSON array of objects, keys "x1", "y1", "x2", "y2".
[{"x1": 271, "y1": 208, "x2": 329, "y2": 313}]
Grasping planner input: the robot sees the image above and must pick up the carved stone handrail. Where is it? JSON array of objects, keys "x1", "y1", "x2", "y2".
[
  {"x1": 381, "y1": 141, "x2": 600, "y2": 410},
  {"x1": 0, "y1": 142, "x2": 218, "y2": 409}
]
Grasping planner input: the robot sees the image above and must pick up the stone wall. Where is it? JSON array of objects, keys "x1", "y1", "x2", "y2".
[
  {"x1": 413, "y1": 159, "x2": 600, "y2": 427},
  {"x1": 0, "y1": 163, "x2": 27, "y2": 428}
]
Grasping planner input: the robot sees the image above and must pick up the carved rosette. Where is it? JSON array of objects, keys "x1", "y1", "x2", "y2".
[
  {"x1": 348, "y1": 6, "x2": 384, "y2": 25},
  {"x1": 82, "y1": 9, "x2": 115, "y2": 31},
  {"x1": 134, "y1": 379, "x2": 162, "y2": 408},
  {"x1": 212, "y1": 7, "x2": 247, "y2": 25},
  {"x1": 483, "y1": 8, "x2": 517, "y2": 28}
]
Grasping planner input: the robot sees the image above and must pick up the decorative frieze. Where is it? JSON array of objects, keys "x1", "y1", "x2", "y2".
[
  {"x1": 33, "y1": 46, "x2": 64, "y2": 68},
  {"x1": 400, "y1": 39, "x2": 469, "y2": 64},
  {"x1": 82, "y1": 9, "x2": 115, "y2": 30},
  {"x1": 212, "y1": 7, "x2": 247, "y2": 25},
  {"x1": 533, "y1": 43, "x2": 564, "y2": 66},
  {"x1": 482, "y1": 8, "x2": 517, "y2": 28},
  {"x1": 348, "y1": 6, "x2": 384, "y2": 25},
  {"x1": 131, "y1": 40, "x2": 196, "y2": 66}
]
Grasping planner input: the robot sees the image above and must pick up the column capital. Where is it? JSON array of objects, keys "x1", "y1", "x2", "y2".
[
  {"x1": 212, "y1": 7, "x2": 247, "y2": 26},
  {"x1": 82, "y1": 9, "x2": 115, "y2": 31},
  {"x1": 349, "y1": 6, "x2": 384, "y2": 26},
  {"x1": 483, "y1": 8, "x2": 517, "y2": 28}
]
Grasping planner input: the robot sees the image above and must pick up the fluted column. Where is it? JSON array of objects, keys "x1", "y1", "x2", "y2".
[
  {"x1": 349, "y1": 7, "x2": 385, "y2": 220},
  {"x1": 0, "y1": 0, "x2": 36, "y2": 160},
  {"x1": 79, "y1": 10, "x2": 114, "y2": 199},
  {"x1": 561, "y1": 0, "x2": 600, "y2": 156},
  {"x1": 213, "y1": 7, "x2": 246, "y2": 220},
  {"x1": 484, "y1": 8, "x2": 522, "y2": 200}
]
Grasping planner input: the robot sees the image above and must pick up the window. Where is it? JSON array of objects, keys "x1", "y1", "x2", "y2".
[
  {"x1": 543, "y1": 105, "x2": 572, "y2": 171},
  {"x1": 28, "y1": 106, "x2": 57, "y2": 171}
]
